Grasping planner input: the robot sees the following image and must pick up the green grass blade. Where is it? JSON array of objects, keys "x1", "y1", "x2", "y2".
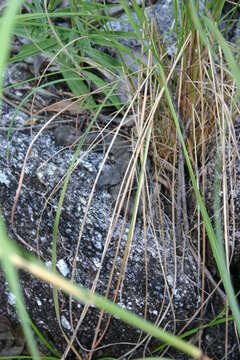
[
  {"x1": 208, "y1": 0, "x2": 225, "y2": 21},
  {"x1": 81, "y1": 69, "x2": 120, "y2": 108},
  {"x1": 0, "y1": 357, "x2": 59, "y2": 360},
  {"x1": 155, "y1": 53, "x2": 240, "y2": 338},
  {"x1": 6, "y1": 77, "x2": 79, "y2": 145}
]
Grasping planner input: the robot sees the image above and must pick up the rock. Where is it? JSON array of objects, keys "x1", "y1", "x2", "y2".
[
  {"x1": 0, "y1": 102, "x2": 201, "y2": 358},
  {"x1": 103, "y1": 2, "x2": 177, "y2": 103},
  {"x1": 0, "y1": 315, "x2": 25, "y2": 356},
  {"x1": 52, "y1": 125, "x2": 132, "y2": 189},
  {"x1": 105, "y1": 2, "x2": 176, "y2": 53},
  {"x1": 53, "y1": 125, "x2": 80, "y2": 147},
  {"x1": 53, "y1": 126, "x2": 131, "y2": 154}
]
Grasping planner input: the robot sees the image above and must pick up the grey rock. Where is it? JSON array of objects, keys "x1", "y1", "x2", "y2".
[
  {"x1": 0, "y1": 102, "x2": 201, "y2": 358},
  {"x1": 106, "y1": 2, "x2": 176, "y2": 52},
  {"x1": 53, "y1": 126, "x2": 131, "y2": 154},
  {"x1": 53, "y1": 125, "x2": 80, "y2": 147},
  {"x1": 103, "y1": 1, "x2": 177, "y2": 103},
  {"x1": 97, "y1": 164, "x2": 122, "y2": 187},
  {"x1": 53, "y1": 125, "x2": 132, "y2": 190}
]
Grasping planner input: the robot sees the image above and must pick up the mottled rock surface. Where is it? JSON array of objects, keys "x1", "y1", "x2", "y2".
[
  {"x1": 106, "y1": 1, "x2": 176, "y2": 52},
  {"x1": 0, "y1": 100, "x2": 201, "y2": 358},
  {"x1": 103, "y1": 1, "x2": 178, "y2": 102}
]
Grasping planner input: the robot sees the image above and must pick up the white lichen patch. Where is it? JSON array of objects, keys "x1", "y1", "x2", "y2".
[
  {"x1": 8, "y1": 292, "x2": 16, "y2": 305},
  {"x1": 92, "y1": 257, "x2": 100, "y2": 268},
  {"x1": 80, "y1": 158, "x2": 94, "y2": 173},
  {"x1": 0, "y1": 170, "x2": 10, "y2": 186},
  {"x1": 4, "y1": 281, "x2": 16, "y2": 305},
  {"x1": 24, "y1": 288, "x2": 31, "y2": 298},
  {"x1": 36, "y1": 297, "x2": 42, "y2": 306},
  {"x1": 56, "y1": 259, "x2": 69, "y2": 277},
  {"x1": 61, "y1": 315, "x2": 71, "y2": 330},
  {"x1": 166, "y1": 274, "x2": 174, "y2": 287},
  {"x1": 37, "y1": 162, "x2": 59, "y2": 183}
]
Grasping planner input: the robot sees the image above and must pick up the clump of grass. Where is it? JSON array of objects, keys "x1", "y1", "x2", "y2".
[{"x1": 0, "y1": 0, "x2": 240, "y2": 359}]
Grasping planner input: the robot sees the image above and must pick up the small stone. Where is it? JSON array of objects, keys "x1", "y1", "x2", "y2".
[
  {"x1": 61, "y1": 315, "x2": 71, "y2": 331},
  {"x1": 53, "y1": 126, "x2": 80, "y2": 147},
  {"x1": 56, "y1": 259, "x2": 69, "y2": 277}
]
